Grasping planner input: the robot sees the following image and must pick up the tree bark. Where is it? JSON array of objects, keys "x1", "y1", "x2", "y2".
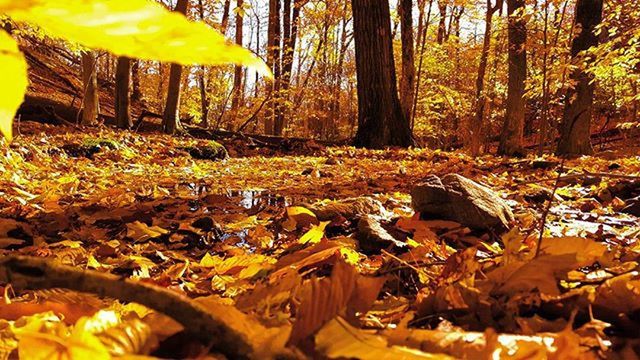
[
  {"x1": 230, "y1": 0, "x2": 245, "y2": 130},
  {"x1": 162, "y1": 0, "x2": 189, "y2": 135},
  {"x1": 399, "y1": 0, "x2": 416, "y2": 122},
  {"x1": 197, "y1": 0, "x2": 211, "y2": 128},
  {"x1": 412, "y1": 0, "x2": 434, "y2": 130},
  {"x1": 275, "y1": 0, "x2": 306, "y2": 136},
  {"x1": 0, "y1": 256, "x2": 254, "y2": 359},
  {"x1": 470, "y1": 0, "x2": 501, "y2": 156},
  {"x1": 265, "y1": 0, "x2": 282, "y2": 135},
  {"x1": 498, "y1": 0, "x2": 527, "y2": 156},
  {"x1": 80, "y1": 51, "x2": 99, "y2": 126},
  {"x1": 436, "y1": 0, "x2": 447, "y2": 44},
  {"x1": 131, "y1": 59, "x2": 142, "y2": 103},
  {"x1": 220, "y1": 0, "x2": 231, "y2": 33},
  {"x1": 352, "y1": 0, "x2": 413, "y2": 148},
  {"x1": 556, "y1": 0, "x2": 603, "y2": 156},
  {"x1": 115, "y1": 56, "x2": 133, "y2": 129}
]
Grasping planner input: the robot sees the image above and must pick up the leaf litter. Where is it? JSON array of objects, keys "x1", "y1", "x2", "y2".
[{"x1": 0, "y1": 122, "x2": 639, "y2": 358}]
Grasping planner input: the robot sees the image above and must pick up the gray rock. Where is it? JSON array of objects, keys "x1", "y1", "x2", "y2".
[
  {"x1": 357, "y1": 215, "x2": 406, "y2": 253},
  {"x1": 411, "y1": 174, "x2": 514, "y2": 230}
]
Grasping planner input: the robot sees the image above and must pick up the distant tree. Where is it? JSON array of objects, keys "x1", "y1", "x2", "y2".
[
  {"x1": 115, "y1": 56, "x2": 132, "y2": 129},
  {"x1": 498, "y1": 0, "x2": 527, "y2": 156},
  {"x1": 229, "y1": 0, "x2": 245, "y2": 131},
  {"x1": 265, "y1": 0, "x2": 281, "y2": 135},
  {"x1": 162, "y1": 0, "x2": 189, "y2": 135},
  {"x1": 436, "y1": 0, "x2": 447, "y2": 44},
  {"x1": 80, "y1": 51, "x2": 99, "y2": 125},
  {"x1": 399, "y1": 0, "x2": 416, "y2": 122},
  {"x1": 352, "y1": 0, "x2": 413, "y2": 148},
  {"x1": 469, "y1": 0, "x2": 502, "y2": 156},
  {"x1": 130, "y1": 59, "x2": 142, "y2": 103},
  {"x1": 556, "y1": 0, "x2": 603, "y2": 156}
]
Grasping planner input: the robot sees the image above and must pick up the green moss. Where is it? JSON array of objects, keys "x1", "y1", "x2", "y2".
[
  {"x1": 180, "y1": 141, "x2": 229, "y2": 161},
  {"x1": 82, "y1": 138, "x2": 121, "y2": 150}
]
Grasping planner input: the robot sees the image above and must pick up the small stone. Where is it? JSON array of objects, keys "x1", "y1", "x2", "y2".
[{"x1": 357, "y1": 215, "x2": 406, "y2": 253}]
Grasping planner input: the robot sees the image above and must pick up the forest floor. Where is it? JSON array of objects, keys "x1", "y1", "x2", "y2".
[{"x1": 1, "y1": 122, "x2": 640, "y2": 359}]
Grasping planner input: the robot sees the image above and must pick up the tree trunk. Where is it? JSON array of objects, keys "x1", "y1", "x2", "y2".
[
  {"x1": 399, "y1": 0, "x2": 416, "y2": 121},
  {"x1": 352, "y1": 0, "x2": 413, "y2": 148},
  {"x1": 197, "y1": 0, "x2": 210, "y2": 128},
  {"x1": 115, "y1": 56, "x2": 133, "y2": 129},
  {"x1": 265, "y1": 0, "x2": 282, "y2": 135},
  {"x1": 220, "y1": 0, "x2": 231, "y2": 33},
  {"x1": 80, "y1": 51, "x2": 99, "y2": 126},
  {"x1": 230, "y1": 0, "x2": 245, "y2": 130},
  {"x1": 498, "y1": 0, "x2": 527, "y2": 156},
  {"x1": 436, "y1": 0, "x2": 447, "y2": 44},
  {"x1": 412, "y1": 0, "x2": 434, "y2": 130},
  {"x1": 556, "y1": 0, "x2": 603, "y2": 156},
  {"x1": 275, "y1": 0, "x2": 306, "y2": 136},
  {"x1": 470, "y1": 0, "x2": 500, "y2": 156},
  {"x1": 130, "y1": 59, "x2": 142, "y2": 103},
  {"x1": 162, "y1": 0, "x2": 189, "y2": 135}
]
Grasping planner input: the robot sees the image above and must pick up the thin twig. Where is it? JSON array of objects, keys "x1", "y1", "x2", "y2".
[{"x1": 536, "y1": 158, "x2": 567, "y2": 258}]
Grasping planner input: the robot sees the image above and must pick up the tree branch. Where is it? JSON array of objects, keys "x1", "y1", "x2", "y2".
[{"x1": 0, "y1": 255, "x2": 253, "y2": 359}]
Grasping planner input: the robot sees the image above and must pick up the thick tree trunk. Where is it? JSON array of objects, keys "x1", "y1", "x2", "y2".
[
  {"x1": 399, "y1": 0, "x2": 416, "y2": 121},
  {"x1": 556, "y1": 0, "x2": 603, "y2": 156},
  {"x1": 80, "y1": 51, "x2": 99, "y2": 126},
  {"x1": 352, "y1": 0, "x2": 413, "y2": 148},
  {"x1": 498, "y1": 0, "x2": 527, "y2": 156},
  {"x1": 162, "y1": 0, "x2": 189, "y2": 135},
  {"x1": 115, "y1": 56, "x2": 133, "y2": 129},
  {"x1": 230, "y1": 0, "x2": 245, "y2": 130}
]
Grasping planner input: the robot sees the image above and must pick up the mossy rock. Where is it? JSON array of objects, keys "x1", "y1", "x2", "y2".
[
  {"x1": 61, "y1": 138, "x2": 121, "y2": 159},
  {"x1": 82, "y1": 138, "x2": 121, "y2": 150},
  {"x1": 180, "y1": 141, "x2": 229, "y2": 161}
]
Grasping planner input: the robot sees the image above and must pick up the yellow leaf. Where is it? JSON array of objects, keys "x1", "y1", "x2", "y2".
[
  {"x1": 125, "y1": 221, "x2": 168, "y2": 242},
  {"x1": 3, "y1": 0, "x2": 271, "y2": 76},
  {"x1": 299, "y1": 221, "x2": 329, "y2": 244},
  {"x1": 316, "y1": 317, "x2": 448, "y2": 359},
  {"x1": 286, "y1": 206, "x2": 319, "y2": 228},
  {"x1": 0, "y1": 31, "x2": 28, "y2": 141},
  {"x1": 200, "y1": 253, "x2": 217, "y2": 268},
  {"x1": 16, "y1": 315, "x2": 111, "y2": 360}
]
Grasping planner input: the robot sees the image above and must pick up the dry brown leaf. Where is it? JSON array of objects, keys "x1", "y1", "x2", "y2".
[
  {"x1": 316, "y1": 317, "x2": 450, "y2": 359},
  {"x1": 289, "y1": 260, "x2": 358, "y2": 344}
]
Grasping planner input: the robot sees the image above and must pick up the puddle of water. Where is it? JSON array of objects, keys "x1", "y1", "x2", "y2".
[
  {"x1": 226, "y1": 190, "x2": 292, "y2": 209},
  {"x1": 185, "y1": 183, "x2": 292, "y2": 209}
]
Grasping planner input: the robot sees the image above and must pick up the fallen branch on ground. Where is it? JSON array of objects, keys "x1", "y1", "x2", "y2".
[{"x1": 0, "y1": 255, "x2": 253, "y2": 359}]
